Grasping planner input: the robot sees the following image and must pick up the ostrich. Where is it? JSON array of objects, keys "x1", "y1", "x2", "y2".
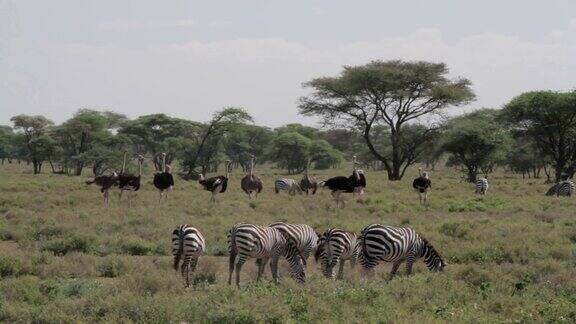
[
  {"x1": 85, "y1": 171, "x2": 119, "y2": 207},
  {"x1": 351, "y1": 155, "x2": 366, "y2": 195},
  {"x1": 319, "y1": 156, "x2": 366, "y2": 208},
  {"x1": 118, "y1": 154, "x2": 144, "y2": 208},
  {"x1": 240, "y1": 155, "x2": 263, "y2": 199},
  {"x1": 412, "y1": 168, "x2": 432, "y2": 205},
  {"x1": 153, "y1": 153, "x2": 174, "y2": 202},
  {"x1": 299, "y1": 160, "x2": 318, "y2": 195},
  {"x1": 199, "y1": 160, "x2": 231, "y2": 202}
]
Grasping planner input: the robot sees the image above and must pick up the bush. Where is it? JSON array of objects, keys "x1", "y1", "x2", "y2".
[
  {"x1": 97, "y1": 257, "x2": 128, "y2": 278},
  {"x1": 43, "y1": 235, "x2": 94, "y2": 255},
  {"x1": 119, "y1": 239, "x2": 156, "y2": 256},
  {"x1": 0, "y1": 256, "x2": 22, "y2": 277},
  {"x1": 439, "y1": 222, "x2": 468, "y2": 239}
]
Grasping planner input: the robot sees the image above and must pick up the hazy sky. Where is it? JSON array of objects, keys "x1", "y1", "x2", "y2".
[{"x1": 1, "y1": 0, "x2": 575, "y2": 127}]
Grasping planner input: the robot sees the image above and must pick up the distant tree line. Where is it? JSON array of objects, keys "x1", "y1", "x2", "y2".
[
  {"x1": 0, "y1": 108, "x2": 344, "y2": 178},
  {"x1": 2, "y1": 60, "x2": 576, "y2": 182}
]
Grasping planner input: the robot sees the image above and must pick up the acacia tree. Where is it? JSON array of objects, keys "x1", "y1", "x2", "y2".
[
  {"x1": 299, "y1": 60, "x2": 475, "y2": 180},
  {"x1": 119, "y1": 114, "x2": 200, "y2": 170},
  {"x1": 10, "y1": 115, "x2": 54, "y2": 174},
  {"x1": 182, "y1": 107, "x2": 253, "y2": 178},
  {"x1": 441, "y1": 109, "x2": 510, "y2": 182},
  {"x1": 502, "y1": 91, "x2": 576, "y2": 181}
]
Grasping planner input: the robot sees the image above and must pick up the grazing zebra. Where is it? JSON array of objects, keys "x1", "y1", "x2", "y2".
[
  {"x1": 172, "y1": 224, "x2": 206, "y2": 287},
  {"x1": 228, "y1": 223, "x2": 305, "y2": 286},
  {"x1": 269, "y1": 222, "x2": 318, "y2": 265},
  {"x1": 357, "y1": 224, "x2": 445, "y2": 280},
  {"x1": 274, "y1": 178, "x2": 303, "y2": 196},
  {"x1": 545, "y1": 180, "x2": 575, "y2": 197},
  {"x1": 314, "y1": 228, "x2": 359, "y2": 279},
  {"x1": 475, "y1": 177, "x2": 489, "y2": 195},
  {"x1": 412, "y1": 168, "x2": 432, "y2": 205}
]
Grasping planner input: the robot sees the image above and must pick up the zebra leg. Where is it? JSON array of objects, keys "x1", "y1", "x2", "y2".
[
  {"x1": 337, "y1": 260, "x2": 346, "y2": 280},
  {"x1": 235, "y1": 255, "x2": 247, "y2": 287},
  {"x1": 181, "y1": 257, "x2": 191, "y2": 287},
  {"x1": 270, "y1": 256, "x2": 280, "y2": 283},
  {"x1": 188, "y1": 257, "x2": 198, "y2": 287},
  {"x1": 405, "y1": 251, "x2": 416, "y2": 276},
  {"x1": 228, "y1": 249, "x2": 237, "y2": 285},
  {"x1": 256, "y1": 257, "x2": 269, "y2": 281},
  {"x1": 389, "y1": 260, "x2": 402, "y2": 280}
]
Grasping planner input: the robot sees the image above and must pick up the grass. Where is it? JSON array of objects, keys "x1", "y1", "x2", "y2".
[{"x1": 1, "y1": 162, "x2": 576, "y2": 322}]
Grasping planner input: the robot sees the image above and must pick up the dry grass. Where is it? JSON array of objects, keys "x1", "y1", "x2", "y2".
[{"x1": 1, "y1": 162, "x2": 576, "y2": 322}]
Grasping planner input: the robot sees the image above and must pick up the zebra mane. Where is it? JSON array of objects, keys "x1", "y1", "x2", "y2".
[
  {"x1": 420, "y1": 236, "x2": 445, "y2": 269},
  {"x1": 420, "y1": 236, "x2": 441, "y2": 257}
]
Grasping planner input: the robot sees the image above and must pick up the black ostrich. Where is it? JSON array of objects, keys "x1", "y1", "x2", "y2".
[
  {"x1": 350, "y1": 155, "x2": 366, "y2": 195},
  {"x1": 412, "y1": 168, "x2": 432, "y2": 205},
  {"x1": 319, "y1": 156, "x2": 366, "y2": 208},
  {"x1": 118, "y1": 153, "x2": 144, "y2": 207},
  {"x1": 153, "y1": 153, "x2": 174, "y2": 202},
  {"x1": 240, "y1": 155, "x2": 263, "y2": 199},
  {"x1": 85, "y1": 171, "x2": 119, "y2": 207},
  {"x1": 199, "y1": 160, "x2": 231, "y2": 202}
]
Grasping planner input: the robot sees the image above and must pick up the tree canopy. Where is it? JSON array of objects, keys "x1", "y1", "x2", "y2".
[{"x1": 299, "y1": 60, "x2": 475, "y2": 180}]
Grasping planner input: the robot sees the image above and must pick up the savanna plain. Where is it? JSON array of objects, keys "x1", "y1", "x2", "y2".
[{"x1": 1, "y1": 162, "x2": 576, "y2": 323}]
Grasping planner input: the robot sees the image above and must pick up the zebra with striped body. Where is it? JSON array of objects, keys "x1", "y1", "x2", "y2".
[
  {"x1": 269, "y1": 222, "x2": 318, "y2": 266},
  {"x1": 357, "y1": 224, "x2": 445, "y2": 280},
  {"x1": 228, "y1": 223, "x2": 305, "y2": 286},
  {"x1": 314, "y1": 228, "x2": 359, "y2": 279},
  {"x1": 475, "y1": 177, "x2": 489, "y2": 195},
  {"x1": 172, "y1": 224, "x2": 206, "y2": 287},
  {"x1": 546, "y1": 180, "x2": 575, "y2": 197},
  {"x1": 274, "y1": 178, "x2": 303, "y2": 196}
]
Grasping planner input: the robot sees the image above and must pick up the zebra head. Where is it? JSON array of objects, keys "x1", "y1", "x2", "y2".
[
  {"x1": 284, "y1": 241, "x2": 306, "y2": 284},
  {"x1": 420, "y1": 237, "x2": 445, "y2": 272}
]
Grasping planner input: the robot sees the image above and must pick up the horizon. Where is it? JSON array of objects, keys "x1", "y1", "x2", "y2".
[{"x1": 1, "y1": 1, "x2": 575, "y2": 127}]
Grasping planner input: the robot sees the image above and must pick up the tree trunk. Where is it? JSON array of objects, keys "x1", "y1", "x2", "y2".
[
  {"x1": 466, "y1": 165, "x2": 477, "y2": 183},
  {"x1": 74, "y1": 162, "x2": 83, "y2": 176}
]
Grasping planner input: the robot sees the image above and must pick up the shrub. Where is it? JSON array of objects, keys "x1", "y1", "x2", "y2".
[
  {"x1": 119, "y1": 239, "x2": 156, "y2": 256},
  {"x1": 43, "y1": 235, "x2": 94, "y2": 255},
  {"x1": 97, "y1": 257, "x2": 128, "y2": 278}
]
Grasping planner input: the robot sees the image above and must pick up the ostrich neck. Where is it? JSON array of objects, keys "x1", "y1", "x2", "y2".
[
  {"x1": 162, "y1": 155, "x2": 166, "y2": 173},
  {"x1": 138, "y1": 159, "x2": 142, "y2": 177}
]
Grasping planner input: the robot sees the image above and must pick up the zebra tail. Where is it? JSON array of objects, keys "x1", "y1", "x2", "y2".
[{"x1": 173, "y1": 227, "x2": 185, "y2": 270}]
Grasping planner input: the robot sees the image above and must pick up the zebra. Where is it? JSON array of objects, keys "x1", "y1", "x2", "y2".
[
  {"x1": 274, "y1": 178, "x2": 303, "y2": 196},
  {"x1": 228, "y1": 223, "x2": 305, "y2": 286},
  {"x1": 357, "y1": 224, "x2": 445, "y2": 280},
  {"x1": 545, "y1": 180, "x2": 575, "y2": 197},
  {"x1": 475, "y1": 177, "x2": 489, "y2": 195},
  {"x1": 314, "y1": 228, "x2": 359, "y2": 280},
  {"x1": 269, "y1": 222, "x2": 318, "y2": 266},
  {"x1": 172, "y1": 224, "x2": 206, "y2": 287}
]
